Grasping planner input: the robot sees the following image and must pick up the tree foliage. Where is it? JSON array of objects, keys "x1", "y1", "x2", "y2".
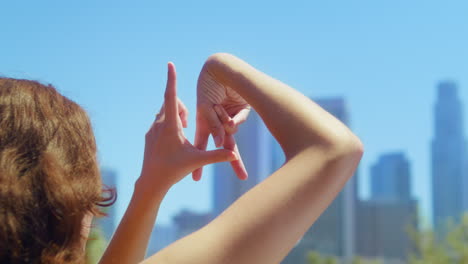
[
  {"x1": 409, "y1": 213, "x2": 468, "y2": 264},
  {"x1": 306, "y1": 251, "x2": 380, "y2": 264},
  {"x1": 350, "y1": 256, "x2": 381, "y2": 264},
  {"x1": 85, "y1": 228, "x2": 108, "y2": 264},
  {"x1": 306, "y1": 251, "x2": 338, "y2": 264}
]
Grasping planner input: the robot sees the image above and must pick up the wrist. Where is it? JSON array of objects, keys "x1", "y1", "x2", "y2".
[
  {"x1": 134, "y1": 174, "x2": 171, "y2": 203},
  {"x1": 205, "y1": 53, "x2": 247, "y2": 90},
  {"x1": 205, "y1": 53, "x2": 233, "y2": 82}
]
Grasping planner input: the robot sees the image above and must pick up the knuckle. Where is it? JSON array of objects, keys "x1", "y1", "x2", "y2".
[{"x1": 227, "y1": 126, "x2": 238, "y2": 134}]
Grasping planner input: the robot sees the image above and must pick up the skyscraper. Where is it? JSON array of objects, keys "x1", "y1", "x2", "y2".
[
  {"x1": 432, "y1": 81, "x2": 466, "y2": 234},
  {"x1": 172, "y1": 209, "x2": 213, "y2": 240},
  {"x1": 283, "y1": 97, "x2": 356, "y2": 263},
  {"x1": 356, "y1": 152, "x2": 418, "y2": 261},
  {"x1": 212, "y1": 110, "x2": 271, "y2": 217},
  {"x1": 371, "y1": 152, "x2": 411, "y2": 202},
  {"x1": 98, "y1": 168, "x2": 118, "y2": 241},
  {"x1": 356, "y1": 200, "x2": 417, "y2": 261},
  {"x1": 146, "y1": 225, "x2": 176, "y2": 257}
]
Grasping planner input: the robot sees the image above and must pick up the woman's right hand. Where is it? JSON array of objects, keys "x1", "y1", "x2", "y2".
[
  {"x1": 192, "y1": 62, "x2": 251, "y2": 181},
  {"x1": 140, "y1": 62, "x2": 239, "y2": 190}
]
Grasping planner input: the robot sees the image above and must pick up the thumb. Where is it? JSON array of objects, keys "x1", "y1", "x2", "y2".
[{"x1": 191, "y1": 149, "x2": 238, "y2": 168}]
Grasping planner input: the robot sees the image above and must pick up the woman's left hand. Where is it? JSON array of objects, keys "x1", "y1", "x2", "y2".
[
  {"x1": 140, "y1": 62, "x2": 238, "y2": 190},
  {"x1": 192, "y1": 64, "x2": 251, "y2": 182}
]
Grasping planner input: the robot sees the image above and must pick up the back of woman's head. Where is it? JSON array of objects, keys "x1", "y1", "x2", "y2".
[{"x1": 0, "y1": 78, "x2": 114, "y2": 264}]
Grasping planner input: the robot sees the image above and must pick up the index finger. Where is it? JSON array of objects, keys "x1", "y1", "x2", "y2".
[{"x1": 164, "y1": 62, "x2": 178, "y2": 124}]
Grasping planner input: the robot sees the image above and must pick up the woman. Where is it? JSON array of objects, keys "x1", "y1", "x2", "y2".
[{"x1": 1, "y1": 53, "x2": 363, "y2": 264}]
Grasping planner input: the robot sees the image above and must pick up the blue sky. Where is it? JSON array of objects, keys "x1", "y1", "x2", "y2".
[{"x1": 1, "y1": 0, "x2": 467, "y2": 227}]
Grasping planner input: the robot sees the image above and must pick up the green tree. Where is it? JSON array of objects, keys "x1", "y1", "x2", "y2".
[
  {"x1": 85, "y1": 228, "x2": 108, "y2": 264},
  {"x1": 409, "y1": 213, "x2": 468, "y2": 264},
  {"x1": 306, "y1": 251, "x2": 381, "y2": 264},
  {"x1": 351, "y1": 256, "x2": 381, "y2": 264},
  {"x1": 324, "y1": 256, "x2": 338, "y2": 264},
  {"x1": 306, "y1": 251, "x2": 323, "y2": 264},
  {"x1": 306, "y1": 251, "x2": 338, "y2": 264}
]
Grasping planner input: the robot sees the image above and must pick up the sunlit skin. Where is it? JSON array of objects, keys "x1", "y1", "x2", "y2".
[
  {"x1": 80, "y1": 212, "x2": 93, "y2": 253},
  {"x1": 100, "y1": 54, "x2": 363, "y2": 264}
]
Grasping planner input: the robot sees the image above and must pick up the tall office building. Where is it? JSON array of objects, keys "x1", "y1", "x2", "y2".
[
  {"x1": 98, "y1": 168, "x2": 118, "y2": 241},
  {"x1": 432, "y1": 81, "x2": 466, "y2": 234},
  {"x1": 172, "y1": 209, "x2": 213, "y2": 240},
  {"x1": 356, "y1": 152, "x2": 418, "y2": 261},
  {"x1": 371, "y1": 152, "x2": 411, "y2": 202},
  {"x1": 465, "y1": 155, "x2": 468, "y2": 213},
  {"x1": 213, "y1": 110, "x2": 271, "y2": 217},
  {"x1": 283, "y1": 97, "x2": 356, "y2": 263},
  {"x1": 146, "y1": 224, "x2": 177, "y2": 257},
  {"x1": 356, "y1": 200, "x2": 417, "y2": 261}
]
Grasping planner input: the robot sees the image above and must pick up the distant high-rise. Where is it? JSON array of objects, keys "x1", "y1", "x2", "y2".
[
  {"x1": 283, "y1": 97, "x2": 356, "y2": 263},
  {"x1": 356, "y1": 200, "x2": 417, "y2": 261},
  {"x1": 356, "y1": 151, "x2": 418, "y2": 261},
  {"x1": 146, "y1": 224, "x2": 176, "y2": 257},
  {"x1": 213, "y1": 110, "x2": 271, "y2": 217},
  {"x1": 371, "y1": 152, "x2": 411, "y2": 202},
  {"x1": 98, "y1": 169, "x2": 118, "y2": 241},
  {"x1": 173, "y1": 209, "x2": 212, "y2": 240},
  {"x1": 432, "y1": 81, "x2": 466, "y2": 233}
]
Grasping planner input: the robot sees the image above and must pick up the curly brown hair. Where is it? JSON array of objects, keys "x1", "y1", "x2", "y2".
[{"x1": 0, "y1": 78, "x2": 116, "y2": 264}]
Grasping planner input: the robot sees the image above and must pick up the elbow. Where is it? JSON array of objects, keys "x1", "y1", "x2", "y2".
[
  {"x1": 207, "y1": 52, "x2": 233, "y2": 63},
  {"x1": 329, "y1": 132, "x2": 364, "y2": 167},
  {"x1": 343, "y1": 133, "x2": 364, "y2": 158},
  {"x1": 205, "y1": 53, "x2": 231, "y2": 69},
  {"x1": 286, "y1": 131, "x2": 364, "y2": 166}
]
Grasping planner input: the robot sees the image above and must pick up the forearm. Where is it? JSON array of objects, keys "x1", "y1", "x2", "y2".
[
  {"x1": 205, "y1": 53, "x2": 358, "y2": 158},
  {"x1": 208, "y1": 153, "x2": 360, "y2": 264},
  {"x1": 99, "y1": 177, "x2": 169, "y2": 264},
  {"x1": 152, "y1": 148, "x2": 362, "y2": 264}
]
